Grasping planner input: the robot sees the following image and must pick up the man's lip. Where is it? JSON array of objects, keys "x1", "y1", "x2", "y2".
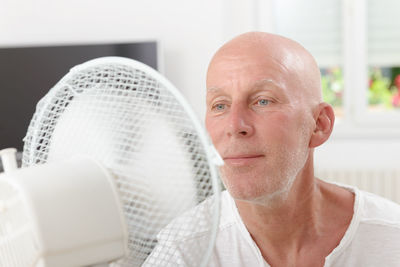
[
  {"x1": 223, "y1": 155, "x2": 264, "y2": 165},
  {"x1": 223, "y1": 154, "x2": 264, "y2": 160}
]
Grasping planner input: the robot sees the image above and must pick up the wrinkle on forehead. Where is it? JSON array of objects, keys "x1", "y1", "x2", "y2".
[{"x1": 207, "y1": 78, "x2": 280, "y2": 92}]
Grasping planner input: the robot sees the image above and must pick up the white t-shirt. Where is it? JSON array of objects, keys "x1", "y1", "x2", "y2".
[{"x1": 145, "y1": 184, "x2": 400, "y2": 266}]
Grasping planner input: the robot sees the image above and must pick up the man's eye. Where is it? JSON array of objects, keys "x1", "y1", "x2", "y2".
[
  {"x1": 257, "y1": 99, "x2": 270, "y2": 106},
  {"x1": 214, "y1": 103, "x2": 225, "y2": 110}
]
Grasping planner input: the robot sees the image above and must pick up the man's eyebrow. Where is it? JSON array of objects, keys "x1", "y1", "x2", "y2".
[
  {"x1": 252, "y1": 79, "x2": 289, "y2": 102},
  {"x1": 206, "y1": 79, "x2": 283, "y2": 95}
]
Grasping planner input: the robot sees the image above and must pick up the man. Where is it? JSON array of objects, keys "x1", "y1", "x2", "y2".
[
  {"x1": 145, "y1": 32, "x2": 400, "y2": 266},
  {"x1": 206, "y1": 33, "x2": 352, "y2": 266},
  {"x1": 203, "y1": 32, "x2": 400, "y2": 266}
]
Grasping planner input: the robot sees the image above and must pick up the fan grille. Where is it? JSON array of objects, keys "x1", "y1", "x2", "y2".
[{"x1": 22, "y1": 58, "x2": 219, "y2": 266}]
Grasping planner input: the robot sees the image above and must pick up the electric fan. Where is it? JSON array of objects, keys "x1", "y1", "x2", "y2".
[{"x1": 0, "y1": 57, "x2": 222, "y2": 266}]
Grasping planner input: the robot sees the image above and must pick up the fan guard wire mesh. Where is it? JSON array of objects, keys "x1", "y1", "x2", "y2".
[{"x1": 19, "y1": 57, "x2": 220, "y2": 266}]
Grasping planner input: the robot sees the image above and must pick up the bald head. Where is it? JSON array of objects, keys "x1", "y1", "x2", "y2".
[
  {"x1": 207, "y1": 32, "x2": 322, "y2": 105},
  {"x1": 205, "y1": 32, "x2": 336, "y2": 204}
]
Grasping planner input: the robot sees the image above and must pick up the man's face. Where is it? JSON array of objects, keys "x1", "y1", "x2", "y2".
[{"x1": 205, "y1": 49, "x2": 313, "y2": 203}]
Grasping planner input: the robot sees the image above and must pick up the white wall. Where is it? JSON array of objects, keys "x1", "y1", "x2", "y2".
[
  {"x1": 1, "y1": 0, "x2": 399, "y2": 172},
  {"x1": 315, "y1": 137, "x2": 400, "y2": 171}
]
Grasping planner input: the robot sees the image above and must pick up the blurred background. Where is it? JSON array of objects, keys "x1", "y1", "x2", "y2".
[{"x1": 1, "y1": 0, "x2": 399, "y2": 202}]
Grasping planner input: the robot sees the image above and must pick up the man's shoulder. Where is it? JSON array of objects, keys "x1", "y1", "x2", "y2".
[
  {"x1": 358, "y1": 189, "x2": 400, "y2": 226},
  {"x1": 337, "y1": 190, "x2": 400, "y2": 266}
]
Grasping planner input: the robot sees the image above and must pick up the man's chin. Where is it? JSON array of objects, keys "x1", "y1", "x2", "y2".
[
  {"x1": 220, "y1": 170, "x2": 296, "y2": 205},
  {"x1": 224, "y1": 182, "x2": 292, "y2": 206}
]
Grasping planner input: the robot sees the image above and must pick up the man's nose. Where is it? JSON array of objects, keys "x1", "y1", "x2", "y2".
[{"x1": 227, "y1": 104, "x2": 254, "y2": 137}]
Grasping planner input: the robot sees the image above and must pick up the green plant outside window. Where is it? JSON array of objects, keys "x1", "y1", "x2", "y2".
[{"x1": 320, "y1": 66, "x2": 400, "y2": 114}]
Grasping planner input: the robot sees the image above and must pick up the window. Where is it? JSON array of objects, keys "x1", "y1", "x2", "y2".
[
  {"x1": 257, "y1": 0, "x2": 400, "y2": 137},
  {"x1": 269, "y1": 0, "x2": 344, "y2": 118},
  {"x1": 367, "y1": 0, "x2": 400, "y2": 112}
]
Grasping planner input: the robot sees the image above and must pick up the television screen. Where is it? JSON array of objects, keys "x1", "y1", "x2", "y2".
[{"x1": 0, "y1": 41, "x2": 159, "y2": 151}]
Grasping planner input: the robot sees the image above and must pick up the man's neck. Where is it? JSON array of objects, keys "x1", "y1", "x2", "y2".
[{"x1": 234, "y1": 171, "x2": 354, "y2": 266}]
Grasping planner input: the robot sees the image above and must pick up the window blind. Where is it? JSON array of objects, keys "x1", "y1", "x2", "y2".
[
  {"x1": 271, "y1": 0, "x2": 342, "y2": 67},
  {"x1": 367, "y1": 0, "x2": 400, "y2": 66}
]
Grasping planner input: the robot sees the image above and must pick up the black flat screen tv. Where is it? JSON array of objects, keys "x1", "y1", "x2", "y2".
[{"x1": 0, "y1": 41, "x2": 159, "y2": 151}]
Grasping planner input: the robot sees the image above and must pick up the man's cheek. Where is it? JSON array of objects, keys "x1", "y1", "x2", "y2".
[{"x1": 206, "y1": 125, "x2": 224, "y2": 145}]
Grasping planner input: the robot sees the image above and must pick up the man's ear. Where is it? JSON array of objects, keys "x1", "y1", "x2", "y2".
[{"x1": 309, "y1": 103, "x2": 335, "y2": 148}]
